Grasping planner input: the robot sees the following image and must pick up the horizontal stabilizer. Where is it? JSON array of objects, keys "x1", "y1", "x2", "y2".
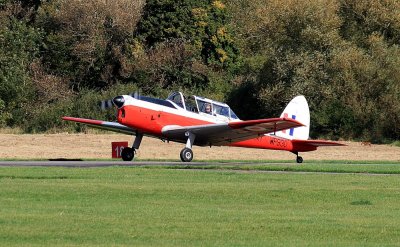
[{"x1": 292, "y1": 139, "x2": 346, "y2": 147}]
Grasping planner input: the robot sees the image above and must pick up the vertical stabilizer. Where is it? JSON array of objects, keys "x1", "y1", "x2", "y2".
[{"x1": 276, "y1": 96, "x2": 310, "y2": 140}]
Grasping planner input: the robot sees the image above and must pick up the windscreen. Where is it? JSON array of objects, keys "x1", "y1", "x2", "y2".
[
  {"x1": 167, "y1": 92, "x2": 185, "y2": 108},
  {"x1": 230, "y1": 109, "x2": 239, "y2": 119},
  {"x1": 185, "y1": 96, "x2": 198, "y2": 113},
  {"x1": 213, "y1": 104, "x2": 230, "y2": 117}
]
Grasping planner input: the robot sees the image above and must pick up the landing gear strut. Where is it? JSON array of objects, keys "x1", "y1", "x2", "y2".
[
  {"x1": 180, "y1": 132, "x2": 195, "y2": 162},
  {"x1": 121, "y1": 133, "x2": 143, "y2": 161},
  {"x1": 293, "y1": 151, "x2": 303, "y2": 163}
]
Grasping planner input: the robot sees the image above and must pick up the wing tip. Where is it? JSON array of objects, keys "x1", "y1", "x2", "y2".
[{"x1": 281, "y1": 117, "x2": 305, "y2": 127}]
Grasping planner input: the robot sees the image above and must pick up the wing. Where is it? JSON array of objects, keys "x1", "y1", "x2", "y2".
[
  {"x1": 162, "y1": 118, "x2": 304, "y2": 146},
  {"x1": 62, "y1": 117, "x2": 136, "y2": 135}
]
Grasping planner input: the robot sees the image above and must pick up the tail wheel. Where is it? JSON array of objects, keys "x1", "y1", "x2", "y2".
[
  {"x1": 296, "y1": 156, "x2": 303, "y2": 164},
  {"x1": 180, "y1": 148, "x2": 193, "y2": 162},
  {"x1": 121, "y1": 147, "x2": 135, "y2": 161}
]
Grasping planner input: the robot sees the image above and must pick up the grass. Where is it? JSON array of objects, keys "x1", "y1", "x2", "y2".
[
  {"x1": 159, "y1": 162, "x2": 400, "y2": 174},
  {"x1": 0, "y1": 127, "x2": 23, "y2": 134},
  {"x1": 0, "y1": 165, "x2": 400, "y2": 246},
  {"x1": 2, "y1": 159, "x2": 400, "y2": 174},
  {"x1": 392, "y1": 140, "x2": 400, "y2": 147}
]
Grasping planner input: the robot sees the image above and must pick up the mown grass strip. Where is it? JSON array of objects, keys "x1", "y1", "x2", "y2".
[
  {"x1": 0, "y1": 166, "x2": 399, "y2": 246},
  {"x1": 1, "y1": 159, "x2": 399, "y2": 174},
  {"x1": 156, "y1": 162, "x2": 400, "y2": 175}
]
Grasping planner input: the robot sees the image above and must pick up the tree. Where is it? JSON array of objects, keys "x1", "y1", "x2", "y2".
[
  {"x1": 339, "y1": 0, "x2": 400, "y2": 46},
  {"x1": 36, "y1": 0, "x2": 145, "y2": 90},
  {"x1": 226, "y1": 0, "x2": 342, "y2": 120},
  {"x1": 0, "y1": 14, "x2": 42, "y2": 127},
  {"x1": 226, "y1": 0, "x2": 400, "y2": 141},
  {"x1": 137, "y1": 0, "x2": 240, "y2": 70}
]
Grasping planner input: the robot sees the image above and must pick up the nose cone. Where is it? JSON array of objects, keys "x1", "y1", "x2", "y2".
[{"x1": 112, "y1": 96, "x2": 125, "y2": 108}]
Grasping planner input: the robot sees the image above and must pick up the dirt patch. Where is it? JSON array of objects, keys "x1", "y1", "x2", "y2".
[{"x1": 0, "y1": 133, "x2": 399, "y2": 161}]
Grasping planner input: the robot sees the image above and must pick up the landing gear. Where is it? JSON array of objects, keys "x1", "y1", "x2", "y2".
[
  {"x1": 180, "y1": 148, "x2": 193, "y2": 162},
  {"x1": 296, "y1": 156, "x2": 303, "y2": 164},
  {"x1": 180, "y1": 131, "x2": 195, "y2": 162},
  {"x1": 293, "y1": 151, "x2": 303, "y2": 163},
  {"x1": 121, "y1": 133, "x2": 143, "y2": 161},
  {"x1": 121, "y1": 147, "x2": 135, "y2": 161}
]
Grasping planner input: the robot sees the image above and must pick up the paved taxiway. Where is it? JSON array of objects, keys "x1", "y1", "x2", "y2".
[
  {"x1": 0, "y1": 160, "x2": 282, "y2": 168},
  {"x1": 0, "y1": 160, "x2": 222, "y2": 167}
]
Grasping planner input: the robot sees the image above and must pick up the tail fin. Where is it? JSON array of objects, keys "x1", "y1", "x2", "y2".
[{"x1": 276, "y1": 95, "x2": 310, "y2": 140}]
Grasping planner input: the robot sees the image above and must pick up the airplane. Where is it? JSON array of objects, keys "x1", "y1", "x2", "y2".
[{"x1": 62, "y1": 91, "x2": 344, "y2": 163}]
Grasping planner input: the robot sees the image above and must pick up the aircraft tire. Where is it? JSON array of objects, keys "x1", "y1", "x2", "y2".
[
  {"x1": 180, "y1": 148, "x2": 193, "y2": 162},
  {"x1": 121, "y1": 147, "x2": 134, "y2": 161},
  {"x1": 296, "y1": 156, "x2": 303, "y2": 164}
]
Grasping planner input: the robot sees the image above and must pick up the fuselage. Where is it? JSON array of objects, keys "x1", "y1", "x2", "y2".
[{"x1": 117, "y1": 96, "x2": 316, "y2": 153}]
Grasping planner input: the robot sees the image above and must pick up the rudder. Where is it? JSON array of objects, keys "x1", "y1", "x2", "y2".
[{"x1": 276, "y1": 96, "x2": 310, "y2": 140}]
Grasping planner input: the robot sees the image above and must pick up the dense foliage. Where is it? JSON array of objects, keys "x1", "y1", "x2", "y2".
[{"x1": 0, "y1": 0, "x2": 398, "y2": 142}]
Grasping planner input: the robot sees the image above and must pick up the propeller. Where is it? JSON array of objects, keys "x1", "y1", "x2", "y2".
[
  {"x1": 99, "y1": 90, "x2": 140, "y2": 110},
  {"x1": 100, "y1": 99, "x2": 113, "y2": 110},
  {"x1": 129, "y1": 91, "x2": 140, "y2": 99}
]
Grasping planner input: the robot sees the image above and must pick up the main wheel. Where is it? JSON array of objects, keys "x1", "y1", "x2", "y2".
[
  {"x1": 121, "y1": 147, "x2": 134, "y2": 161},
  {"x1": 180, "y1": 148, "x2": 193, "y2": 162},
  {"x1": 296, "y1": 156, "x2": 303, "y2": 164}
]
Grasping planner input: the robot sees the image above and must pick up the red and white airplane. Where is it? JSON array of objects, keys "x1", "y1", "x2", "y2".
[{"x1": 62, "y1": 91, "x2": 344, "y2": 163}]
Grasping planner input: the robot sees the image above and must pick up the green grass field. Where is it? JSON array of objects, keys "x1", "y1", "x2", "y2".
[{"x1": 1, "y1": 164, "x2": 400, "y2": 246}]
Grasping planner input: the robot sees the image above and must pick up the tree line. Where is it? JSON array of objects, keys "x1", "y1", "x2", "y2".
[{"x1": 0, "y1": 0, "x2": 399, "y2": 142}]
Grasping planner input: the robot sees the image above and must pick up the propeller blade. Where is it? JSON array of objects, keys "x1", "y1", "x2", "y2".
[
  {"x1": 99, "y1": 89, "x2": 140, "y2": 110},
  {"x1": 129, "y1": 91, "x2": 140, "y2": 99},
  {"x1": 100, "y1": 99, "x2": 113, "y2": 110}
]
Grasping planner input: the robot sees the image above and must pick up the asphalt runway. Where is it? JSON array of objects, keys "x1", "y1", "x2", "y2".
[
  {"x1": 0, "y1": 160, "x2": 392, "y2": 168},
  {"x1": 0, "y1": 160, "x2": 203, "y2": 167},
  {"x1": 0, "y1": 160, "x2": 271, "y2": 168},
  {"x1": 0, "y1": 160, "x2": 398, "y2": 176}
]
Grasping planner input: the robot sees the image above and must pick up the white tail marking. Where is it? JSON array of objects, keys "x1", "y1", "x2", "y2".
[{"x1": 276, "y1": 95, "x2": 310, "y2": 140}]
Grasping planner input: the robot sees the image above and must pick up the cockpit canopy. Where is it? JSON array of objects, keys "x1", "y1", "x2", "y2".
[{"x1": 166, "y1": 92, "x2": 239, "y2": 120}]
